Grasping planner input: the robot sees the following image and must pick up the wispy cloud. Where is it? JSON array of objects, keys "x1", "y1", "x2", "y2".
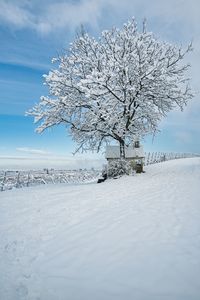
[
  {"x1": 0, "y1": 0, "x2": 34, "y2": 28},
  {"x1": 16, "y1": 147, "x2": 51, "y2": 155},
  {"x1": 37, "y1": 0, "x2": 102, "y2": 34},
  {"x1": 0, "y1": 0, "x2": 103, "y2": 34},
  {"x1": 0, "y1": 155, "x2": 105, "y2": 170},
  {"x1": 0, "y1": 0, "x2": 199, "y2": 35},
  {"x1": 1, "y1": 0, "x2": 199, "y2": 77}
]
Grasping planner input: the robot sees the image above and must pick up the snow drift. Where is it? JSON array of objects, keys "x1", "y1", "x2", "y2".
[{"x1": 0, "y1": 158, "x2": 200, "y2": 300}]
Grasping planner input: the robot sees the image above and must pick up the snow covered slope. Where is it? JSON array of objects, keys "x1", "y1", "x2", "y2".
[{"x1": 1, "y1": 158, "x2": 200, "y2": 300}]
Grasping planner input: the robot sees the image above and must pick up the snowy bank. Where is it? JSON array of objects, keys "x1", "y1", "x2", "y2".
[{"x1": 0, "y1": 158, "x2": 200, "y2": 300}]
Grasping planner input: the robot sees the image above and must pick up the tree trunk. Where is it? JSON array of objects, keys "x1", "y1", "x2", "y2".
[{"x1": 119, "y1": 140, "x2": 125, "y2": 159}]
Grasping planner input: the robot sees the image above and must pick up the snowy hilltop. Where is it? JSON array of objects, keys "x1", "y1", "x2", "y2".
[{"x1": 0, "y1": 158, "x2": 200, "y2": 300}]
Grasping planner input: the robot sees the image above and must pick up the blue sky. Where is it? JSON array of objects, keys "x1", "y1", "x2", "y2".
[{"x1": 0, "y1": 0, "x2": 200, "y2": 169}]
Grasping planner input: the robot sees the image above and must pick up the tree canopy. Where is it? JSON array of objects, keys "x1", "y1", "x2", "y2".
[{"x1": 28, "y1": 19, "x2": 193, "y2": 157}]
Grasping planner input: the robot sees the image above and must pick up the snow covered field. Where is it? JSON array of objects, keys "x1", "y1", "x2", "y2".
[
  {"x1": 1, "y1": 158, "x2": 200, "y2": 300},
  {"x1": 0, "y1": 169, "x2": 100, "y2": 192}
]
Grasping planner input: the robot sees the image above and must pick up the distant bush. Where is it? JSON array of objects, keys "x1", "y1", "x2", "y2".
[{"x1": 107, "y1": 159, "x2": 131, "y2": 178}]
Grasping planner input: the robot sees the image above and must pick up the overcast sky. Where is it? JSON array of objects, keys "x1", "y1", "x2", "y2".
[{"x1": 0, "y1": 0, "x2": 199, "y2": 169}]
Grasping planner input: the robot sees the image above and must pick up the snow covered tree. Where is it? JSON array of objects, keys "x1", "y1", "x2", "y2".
[{"x1": 28, "y1": 19, "x2": 193, "y2": 157}]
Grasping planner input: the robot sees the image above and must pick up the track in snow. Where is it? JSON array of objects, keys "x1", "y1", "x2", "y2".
[{"x1": 0, "y1": 158, "x2": 200, "y2": 300}]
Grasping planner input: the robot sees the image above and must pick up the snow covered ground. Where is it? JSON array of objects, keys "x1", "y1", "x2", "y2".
[{"x1": 0, "y1": 158, "x2": 200, "y2": 300}]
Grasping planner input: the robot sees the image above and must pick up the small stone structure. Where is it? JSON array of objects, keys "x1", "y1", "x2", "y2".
[{"x1": 105, "y1": 141, "x2": 145, "y2": 173}]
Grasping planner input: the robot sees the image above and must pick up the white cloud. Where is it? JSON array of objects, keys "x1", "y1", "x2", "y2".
[
  {"x1": 38, "y1": 0, "x2": 102, "y2": 34},
  {"x1": 0, "y1": 155, "x2": 105, "y2": 170},
  {"x1": 16, "y1": 147, "x2": 51, "y2": 155},
  {"x1": 0, "y1": 0, "x2": 34, "y2": 28},
  {"x1": 0, "y1": 0, "x2": 104, "y2": 34},
  {"x1": 0, "y1": 0, "x2": 199, "y2": 39}
]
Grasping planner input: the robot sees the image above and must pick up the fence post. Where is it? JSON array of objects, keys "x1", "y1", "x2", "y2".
[
  {"x1": 150, "y1": 152, "x2": 154, "y2": 164},
  {"x1": 1, "y1": 171, "x2": 7, "y2": 192},
  {"x1": 16, "y1": 171, "x2": 20, "y2": 188},
  {"x1": 155, "y1": 152, "x2": 158, "y2": 163},
  {"x1": 27, "y1": 172, "x2": 30, "y2": 187},
  {"x1": 147, "y1": 152, "x2": 150, "y2": 165},
  {"x1": 157, "y1": 152, "x2": 161, "y2": 163}
]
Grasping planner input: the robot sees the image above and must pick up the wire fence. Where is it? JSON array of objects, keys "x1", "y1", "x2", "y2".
[{"x1": 144, "y1": 152, "x2": 200, "y2": 166}]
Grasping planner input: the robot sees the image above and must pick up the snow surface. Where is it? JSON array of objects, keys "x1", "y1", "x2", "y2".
[{"x1": 1, "y1": 158, "x2": 200, "y2": 300}]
